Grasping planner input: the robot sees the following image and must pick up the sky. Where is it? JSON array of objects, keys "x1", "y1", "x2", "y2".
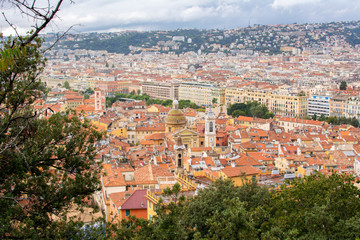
[{"x1": 1, "y1": 0, "x2": 360, "y2": 35}]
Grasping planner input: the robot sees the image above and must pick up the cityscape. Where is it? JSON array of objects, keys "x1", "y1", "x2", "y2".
[{"x1": 2, "y1": 0, "x2": 360, "y2": 239}]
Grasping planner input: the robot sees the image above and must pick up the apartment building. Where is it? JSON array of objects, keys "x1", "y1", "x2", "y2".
[
  {"x1": 225, "y1": 88, "x2": 308, "y2": 118},
  {"x1": 179, "y1": 82, "x2": 224, "y2": 106},
  {"x1": 345, "y1": 97, "x2": 360, "y2": 120},
  {"x1": 328, "y1": 93, "x2": 360, "y2": 120},
  {"x1": 96, "y1": 80, "x2": 129, "y2": 97},
  {"x1": 330, "y1": 94, "x2": 348, "y2": 118},
  {"x1": 308, "y1": 95, "x2": 331, "y2": 117},
  {"x1": 142, "y1": 82, "x2": 179, "y2": 100}
]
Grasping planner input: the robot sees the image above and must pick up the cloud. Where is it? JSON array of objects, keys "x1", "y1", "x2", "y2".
[
  {"x1": 1, "y1": 0, "x2": 360, "y2": 35},
  {"x1": 271, "y1": 0, "x2": 321, "y2": 9}
]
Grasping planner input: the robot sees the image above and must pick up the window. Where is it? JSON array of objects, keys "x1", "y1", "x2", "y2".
[
  {"x1": 126, "y1": 210, "x2": 130, "y2": 216},
  {"x1": 209, "y1": 121, "x2": 214, "y2": 132}
]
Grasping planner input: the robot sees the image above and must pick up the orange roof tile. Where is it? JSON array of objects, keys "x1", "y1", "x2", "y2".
[{"x1": 221, "y1": 166, "x2": 260, "y2": 177}]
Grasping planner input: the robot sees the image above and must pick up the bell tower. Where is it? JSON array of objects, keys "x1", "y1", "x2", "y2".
[
  {"x1": 95, "y1": 88, "x2": 104, "y2": 113},
  {"x1": 205, "y1": 108, "x2": 216, "y2": 148},
  {"x1": 174, "y1": 136, "x2": 186, "y2": 173}
]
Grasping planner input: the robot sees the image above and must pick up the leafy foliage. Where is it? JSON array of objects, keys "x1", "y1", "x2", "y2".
[
  {"x1": 106, "y1": 92, "x2": 202, "y2": 110},
  {"x1": 265, "y1": 172, "x2": 360, "y2": 239},
  {"x1": 325, "y1": 116, "x2": 359, "y2": 128},
  {"x1": 0, "y1": 46, "x2": 27, "y2": 71},
  {"x1": 110, "y1": 173, "x2": 360, "y2": 240},
  {"x1": 178, "y1": 100, "x2": 201, "y2": 110},
  {"x1": 63, "y1": 80, "x2": 71, "y2": 89},
  {"x1": 340, "y1": 81, "x2": 347, "y2": 90},
  {"x1": 227, "y1": 101, "x2": 274, "y2": 119},
  {"x1": 311, "y1": 114, "x2": 359, "y2": 127},
  {"x1": 0, "y1": 5, "x2": 103, "y2": 238}
]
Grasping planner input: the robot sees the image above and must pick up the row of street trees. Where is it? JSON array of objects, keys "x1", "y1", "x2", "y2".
[
  {"x1": 312, "y1": 114, "x2": 360, "y2": 128},
  {"x1": 106, "y1": 92, "x2": 203, "y2": 110}
]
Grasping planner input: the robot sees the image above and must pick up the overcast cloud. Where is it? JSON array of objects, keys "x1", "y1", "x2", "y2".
[{"x1": 1, "y1": 0, "x2": 360, "y2": 35}]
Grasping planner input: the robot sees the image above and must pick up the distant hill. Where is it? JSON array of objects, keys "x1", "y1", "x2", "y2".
[{"x1": 54, "y1": 21, "x2": 360, "y2": 55}]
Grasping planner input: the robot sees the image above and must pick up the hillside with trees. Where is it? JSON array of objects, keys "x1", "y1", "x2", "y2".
[{"x1": 57, "y1": 21, "x2": 360, "y2": 55}]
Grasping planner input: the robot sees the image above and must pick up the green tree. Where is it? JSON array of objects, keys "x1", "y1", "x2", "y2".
[
  {"x1": 178, "y1": 100, "x2": 201, "y2": 109},
  {"x1": 63, "y1": 80, "x2": 71, "y2": 89},
  {"x1": 84, "y1": 93, "x2": 90, "y2": 99},
  {"x1": 161, "y1": 99, "x2": 173, "y2": 107},
  {"x1": 318, "y1": 114, "x2": 327, "y2": 121},
  {"x1": 232, "y1": 109, "x2": 246, "y2": 118},
  {"x1": 264, "y1": 111, "x2": 274, "y2": 119},
  {"x1": 340, "y1": 81, "x2": 347, "y2": 90},
  {"x1": 183, "y1": 178, "x2": 269, "y2": 239},
  {"x1": 312, "y1": 113, "x2": 317, "y2": 120},
  {"x1": 264, "y1": 172, "x2": 360, "y2": 239},
  {"x1": 228, "y1": 101, "x2": 273, "y2": 119},
  {"x1": 108, "y1": 173, "x2": 360, "y2": 239},
  {"x1": 351, "y1": 117, "x2": 360, "y2": 128},
  {"x1": 212, "y1": 98, "x2": 217, "y2": 104},
  {"x1": 85, "y1": 88, "x2": 95, "y2": 95},
  {"x1": 0, "y1": 1, "x2": 103, "y2": 238},
  {"x1": 163, "y1": 182, "x2": 183, "y2": 204}
]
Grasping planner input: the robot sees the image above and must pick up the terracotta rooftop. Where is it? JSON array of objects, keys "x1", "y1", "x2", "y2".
[
  {"x1": 221, "y1": 166, "x2": 260, "y2": 177},
  {"x1": 134, "y1": 164, "x2": 173, "y2": 182},
  {"x1": 109, "y1": 190, "x2": 135, "y2": 209},
  {"x1": 102, "y1": 164, "x2": 126, "y2": 187},
  {"x1": 121, "y1": 189, "x2": 148, "y2": 210}
]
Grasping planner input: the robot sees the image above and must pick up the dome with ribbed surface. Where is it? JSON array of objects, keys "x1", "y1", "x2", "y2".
[{"x1": 165, "y1": 109, "x2": 186, "y2": 125}]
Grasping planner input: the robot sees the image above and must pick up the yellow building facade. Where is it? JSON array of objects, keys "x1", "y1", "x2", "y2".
[
  {"x1": 225, "y1": 88, "x2": 308, "y2": 118},
  {"x1": 110, "y1": 127, "x2": 127, "y2": 138},
  {"x1": 220, "y1": 166, "x2": 260, "y2": 187}
]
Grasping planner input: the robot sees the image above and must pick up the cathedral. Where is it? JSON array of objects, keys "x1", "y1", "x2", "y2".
[
  {"x1": 165, "y1": 100, "x2": 186, "y2": 133},
  {"x1": 165, "y1": 101, "x2": 216, "y2": 150}
]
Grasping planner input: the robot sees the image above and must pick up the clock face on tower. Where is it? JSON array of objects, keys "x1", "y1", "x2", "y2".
[{"x1": 210, "y1": 137, "x2": 213, "y2": 142}]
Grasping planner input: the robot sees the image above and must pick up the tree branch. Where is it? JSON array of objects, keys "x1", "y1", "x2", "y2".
[
  {"x1": 0, "y1": 196, "x2": 25, "y2": 209},
  {"x1": 10, "y1": 0, "x2": 65, "y2": 46},
  {"x1": 1, "y1": 12, "x2": 22, "y2": 42}
]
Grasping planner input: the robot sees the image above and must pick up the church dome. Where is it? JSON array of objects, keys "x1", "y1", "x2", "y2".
[{"x1": 165, "y1": 109, "x2": 186, "y2": 125}]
